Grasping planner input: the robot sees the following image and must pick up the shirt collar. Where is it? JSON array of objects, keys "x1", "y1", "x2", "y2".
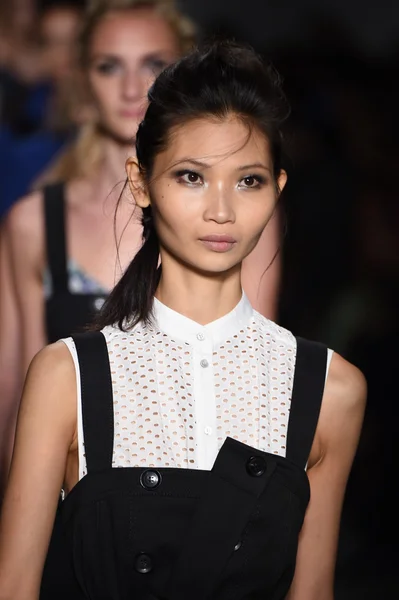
[{"x1": 152, "y1": 292, "x2": 254, "y2": 348}]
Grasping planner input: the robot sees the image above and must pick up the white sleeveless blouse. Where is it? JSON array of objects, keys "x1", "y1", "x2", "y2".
[{"x1": 62, "y1": 294, "x2": 333, "y2": 480}]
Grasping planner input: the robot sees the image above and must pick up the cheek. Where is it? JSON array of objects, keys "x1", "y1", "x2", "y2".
[
  {"x1": 153, "y1": 196, "x2": 193, "y2": 239},
  {"x1": 240, "y1": 201, "x2": 276, "y2": 235},
  {"x1": 89, "y1": 77, "x2": 118, "y2": 113},
  {"x1": 141, "y1": 69, "x2": 156, "y2": 87}
]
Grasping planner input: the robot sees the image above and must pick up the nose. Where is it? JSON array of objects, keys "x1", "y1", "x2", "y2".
[
  {"x1": 203, "y1": 184, "x2": 235, "y2": 225},
  {"x1": 121, "y1": 68, "x2": 146, "y2": 101}
]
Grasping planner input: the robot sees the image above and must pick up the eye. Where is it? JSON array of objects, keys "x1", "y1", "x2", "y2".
[
  {"x1": 176, "y1": 170, "x2": 203, "y2": 186},
  {"x1": 144, "y1": 57, "x2": 169, "y2": 74},
  {"x1": 238, "y1": 175, "x2": 265, "y2": 189},
  {"x1": 93, "y1": 59, "x2": 120, "y2": 75}
]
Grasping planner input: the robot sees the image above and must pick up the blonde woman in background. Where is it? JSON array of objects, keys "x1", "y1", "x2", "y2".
[{"x1": 0, "y1": 0, "x2": 281, "y2": 494}]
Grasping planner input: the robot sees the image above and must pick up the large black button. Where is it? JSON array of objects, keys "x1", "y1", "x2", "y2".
[
  {"x1": 135, "y1": 553, "x2": 153, "y2": 574},
  {"x1": 246, "y1": 455, "x2": 267, "y2": 477},
  {"x1": 140, "y1": 469, "x2": 161, "y2": 490}
]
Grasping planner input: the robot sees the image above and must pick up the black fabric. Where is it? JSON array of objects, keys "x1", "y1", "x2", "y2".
[
  {"x1": 40, "y1": 502, "x2": 84, "y2": 600},
  {"x1": 44, "y1": 182, "x2": 68, "y2": 293},
  {"x1": 43, "y1": 182, "x2": 108, "y2": 343},
  {"x1": 73, "y1": 332, "x2": 114, "y2": 473},
  {"x1": 59, "y1": 445, "x2": 310, "y2": 600},
  {"x1": 165, "y1": 438, "x2": 279, "y2": 600},
  {"x1": 41, "y1": 333, "x2": 328, "y2": 600},
  {"x1": 286, "y1": 336, "x2": 328, "y2": 468}
]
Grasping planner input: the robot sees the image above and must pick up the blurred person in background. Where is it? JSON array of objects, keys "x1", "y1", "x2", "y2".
[
  {"x1": 0, "y1": 0, "x2": 85, "y2": 219},
  {"x1": 0, "y1": 0, "x2": 282, "y2": 496},
  {"x1": 0, "y1": 0, "x2": 41, "y2": 91}
]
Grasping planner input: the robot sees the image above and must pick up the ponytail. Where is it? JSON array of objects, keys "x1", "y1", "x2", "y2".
[{"x1": 94, "y1": 204, "x2": 161, "y2": 330}]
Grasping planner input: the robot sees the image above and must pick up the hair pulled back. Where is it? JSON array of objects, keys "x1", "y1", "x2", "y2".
[{"x1": 96, "y1": 39, "x2": 290, "y2": 331}]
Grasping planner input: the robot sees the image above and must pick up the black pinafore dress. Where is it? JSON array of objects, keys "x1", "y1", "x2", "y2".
[
  {"x1": 43, "y1": 183, "x2": 108, "y2": 343},
  {"x1": 40, "y1": 331, "x2": 327, "y2": 600}
]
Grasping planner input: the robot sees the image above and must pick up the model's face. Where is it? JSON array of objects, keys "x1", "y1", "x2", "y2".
[
  {"x1": 140, "y1": 115, "x2": 286, "y2": 277},
  {"x1": 87, "y1": 9, "x2": 180, "y2": 143}
]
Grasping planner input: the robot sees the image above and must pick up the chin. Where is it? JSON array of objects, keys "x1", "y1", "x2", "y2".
[
  {"x1": 188, "y1": 258, "x2": 241, "y2": 277},
  {"x1": 104, "y1": 121, "x2": 138, "y2": 145}
]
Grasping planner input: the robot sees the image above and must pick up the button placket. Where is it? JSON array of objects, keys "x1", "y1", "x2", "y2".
[{"x1": 193, "y1": 340, "x2": 218, "y2": 470}]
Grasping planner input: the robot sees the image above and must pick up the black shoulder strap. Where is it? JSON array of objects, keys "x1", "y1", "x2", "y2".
[
  {"x1": 72, "y1": 331, "x2": 114, "y2": 473},
  {"x1": 43, "y1": 182, "x2": 68, "y2": 293},
  {"x1": 286, "y1": 336, "x2": 328, "y2": 468}
]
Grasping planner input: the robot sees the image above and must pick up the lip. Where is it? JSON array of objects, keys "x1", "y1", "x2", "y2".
[
  {"x1": 199, "y1": 234, "x2": 237, "y2": 253},
  {"x1": 119, "y1": 110, "x2": 144, "y2": 119}
]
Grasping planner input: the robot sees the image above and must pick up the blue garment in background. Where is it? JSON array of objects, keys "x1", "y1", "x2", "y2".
[{"x1": 0, "y1": 129, "x2": 68, "y2": 220}]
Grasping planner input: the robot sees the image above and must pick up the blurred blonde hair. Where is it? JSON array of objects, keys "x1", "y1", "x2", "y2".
[{"x1": 40, "y1": 0, "x2": 197, "y2": 185}]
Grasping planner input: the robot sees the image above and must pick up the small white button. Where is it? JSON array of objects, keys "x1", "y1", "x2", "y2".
[
  {"x1": 197, "y1": 332, "x2": 205, "y2": 341},
  {"x1": 200, "y1": 359, "x2": 209, "y2": 368},
  {"x1": 204, "y1": 426, "x2": 212, "y2": 435}
]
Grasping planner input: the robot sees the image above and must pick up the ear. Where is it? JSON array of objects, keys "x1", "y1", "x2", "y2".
[
  {"x1": 125, "y1": 157, "x2": 151, "y2": 208},
  {"x1": 276, "y1": 169, "x2": 287, "y2": 195}
]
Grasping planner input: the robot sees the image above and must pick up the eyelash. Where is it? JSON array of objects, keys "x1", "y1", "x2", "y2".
[
  {"x1": 238, "y1": 175, "x2": 266, "y2": 189},
  {"x1": 95, "y1": 61, "x2": 119, "y2": 75},
  {"x1": 145, "y1": 58, "x2": 168, "y2": 73},
  {"x1": 175, "y1": 170, "x2": 203, "y2": 185},
  {"x1": 174, "y1": 170, "x2": 266, "y2": 188},
  {"x1": 94, "y1": 58, "x2": 168, "y2": 77}
]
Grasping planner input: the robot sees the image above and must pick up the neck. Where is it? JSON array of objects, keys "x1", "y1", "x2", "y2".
[
  {"x1": 155, "y1": 260, "x2": 243, "y2": 325},
  {"x1": 82, "y1": 131, "x2": 133, "y2": 204},
  {"x1": 99, "y1": 134, "x2": 133, "y2": 188}
]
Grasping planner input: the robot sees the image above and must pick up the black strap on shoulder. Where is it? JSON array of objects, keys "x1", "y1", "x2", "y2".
[
  {"x1": 72, "y1": 331, "x2": 114, "y2": 473},
  {"x1": 286, "y1": 336, "x2": 328, "y2": 468},
  {"x1": 43, "y1": 182, "x2": 68, "y2": 293}
]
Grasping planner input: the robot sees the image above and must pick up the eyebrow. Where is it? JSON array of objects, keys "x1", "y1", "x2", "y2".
[
  {"x1": 89, "y1": 53, "x2": 121, "y2": 62},
  {"x1": 237, "y1": 163, "x2": 271, "y2": 172},
  {"x1": 90, "y1": 51, "x2": 171, "y2": 62},
  {"x1": 173, "y1": 158, "x2": 211, "y2": 169},
  {"x1": 172, "y1": 158, "x2": 271, "y2": 173}
]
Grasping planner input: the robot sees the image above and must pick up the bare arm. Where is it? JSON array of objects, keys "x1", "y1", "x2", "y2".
[
  {"x1": 241, "y1": 209, "x2": 281, "y2": 320},
  {"x1": 0, "y1": 343, "x2": 76, "y2": 600},
  {"x1": 0, "y1": 225, "x2": 22, "y2": 496},
  {"x1": 286, "y1": 353, "x2": 367, "y2": 600},
  {"x1": 6, "y1": 191, "x2": 47, "y2": 377}
]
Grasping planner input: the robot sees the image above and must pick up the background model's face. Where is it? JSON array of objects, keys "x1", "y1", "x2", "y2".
[
  {"x1": 87, "y1": 8, "x2": 180, "y2": 144},
  {"x1": 149, "y1": 115, "x2": 287, "y2": 278}
]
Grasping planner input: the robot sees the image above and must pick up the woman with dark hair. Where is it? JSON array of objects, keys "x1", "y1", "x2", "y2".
[
  {"x1": 0, "y1": 40, "x2": 366, "y2": 600},
  {"x1": 0, "y1": 1, "x2": 281, "y2": 496}
]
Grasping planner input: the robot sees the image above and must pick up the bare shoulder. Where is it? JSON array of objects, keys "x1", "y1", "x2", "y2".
[
  {"x1": 6, "y1": 190, "x2": 44, "y2": 235},
  {"x1": 314, "y1": 352, "x2": 367, "y2": 460},
  {"x1": 26, "y1": 341, "x2": 75, "y2": 388},
  {"x1": 5, "y1": 191, "x2": 44, "y2": 251},
  {"x1": 13, "y1": 341, "x2": 78, "y2": 461},
  {"x1": 5, "y1": 190, "x2": 45, "y2": 269},
  {"x1": 15, "y1": 341, "x2": 77, "y2": 445},
  {"x1": 22, "y1": 342, "x2": 76, "y2": 414},
  {"x1": 325, "y1": 352, "x2": 367, "y2": 415}
]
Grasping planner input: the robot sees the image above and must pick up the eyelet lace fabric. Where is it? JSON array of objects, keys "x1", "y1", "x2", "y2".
[{"x1": 64, "y1": 300, "x2": 303, "y2": 479}]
